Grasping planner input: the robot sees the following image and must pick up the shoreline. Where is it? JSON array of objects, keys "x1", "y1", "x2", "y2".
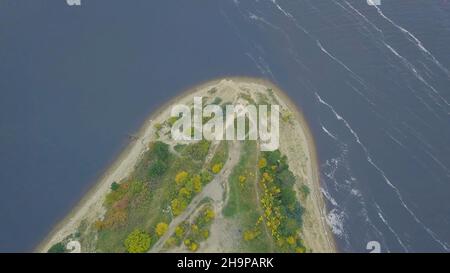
[
  {"x1": 36, "y1": 77, "x2": 229, "y2": 252},
  {"x1": 267, "y1": 81, "x2": 338, "y2": 252},
  {"x1": 36, "y1": 77, "x2": 336, "y2": 253}
]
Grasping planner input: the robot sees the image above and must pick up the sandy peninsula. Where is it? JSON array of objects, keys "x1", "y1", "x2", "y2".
[{"x1": 36, "y1": 77, "x2": 336, "y2": 253}]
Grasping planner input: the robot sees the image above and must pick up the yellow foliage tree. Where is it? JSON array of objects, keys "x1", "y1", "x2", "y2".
[
  {"x1": 179, "y1": 187, "x2": 191, "y2": 198},
  {"x1": 175, "y1": 225, "x2": 184, "y2": 238},
  {"x1": 263, "y1": 172, "x2": 272, "y2": 182},
  {"x1": 286, "y1": 236, "x2": 296, "y2": 245},
  {"x1": 171, "y1": 198, "x2": 186, "y2": 216},
  {"x1": 243, "y1": 230, "x2": 259, "y2": 241},
  {"x1": 175, "y1": 171, "x2": 189, "y2": 186},
  {"x1": 190, "y1": 242, "x2": 198, "y2": 252},
  {"x1": 155, "y1": 222, "x2": 169, "y2": 237},
  {"x1": 124, "y1": 229, "x2": 151, "y2": 253},
  {"x1": 211, "y1": 163, "x2": 222, "y2": 174},
  {"x1": 295, "y1": 247, "x2": 306, "y2": 253},
  {"x1": 204, "y1": 208, "x2": 215, "y2": 220},
  {"x1": 202, "y1": 229, "x2": 209, "y2": 239}
]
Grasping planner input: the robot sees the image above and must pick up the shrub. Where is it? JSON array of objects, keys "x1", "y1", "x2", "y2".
[
  {"x1": 110, "y1": 182, "x2": 120, "y2": 191},
  {"x1": 149, "y1": 159, "x2": 168, "y2": 178},
  {"x1": 193, "y1": 175, "x2": 202, "y2": 193},
  {"x1": 300, "y1": 185, "x2": 310, "y2": 197},
  {"x1": 258, "y1": 158, "x2": 267, "y2": 169},
  {"x1": 211, "y1": 163, "x2": 223, "y2": 174},
  {"x1": 264, "y1": 150, "x2": 282, "y2": 166},
  {"x1": 182, "y1": 140, "x2": 210, "y2": 161},
  {"x1": 124, "y1": 229, "x2": 151, "y2": 253},
  {"x1": 153, "y1": 141, "x2": 170, "y2": 161},
  {"x1": 175, "y1": 225, "x2": 185, "y2": 238},
  {"x1": 243, "y1": 230, "x2": 259, "y2": 241},
  {"x1": 48, "y1": 242, "x2": 65, "y2": 253},
  {"x1": 154, "y1": 123, "x2": 163, "y2": 131},
  {"x1": 204, "y1": 208, "x2": 215, "y2": 221},
  {"x1": 175, "y1": 171, "x2": 189, "y2": 186},
  {"x1": 200, "y1": 171, "x2": 213, "y2": 185},
  {"x1": 171, "y1": 198, "x2": 187, "y2": 216},
  {"x1": 190, "y1": 242, "x2": 198, "y2": 252},
  {"x1": 155, "y1": 222, "x2": 169, "y2": 237}
]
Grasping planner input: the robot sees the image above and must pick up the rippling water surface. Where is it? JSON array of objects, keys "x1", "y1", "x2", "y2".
[{"x1": 0, "y1": 0, "x2": 449, "y2": 252}]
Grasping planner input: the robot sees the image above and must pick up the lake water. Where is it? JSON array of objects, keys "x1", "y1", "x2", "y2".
[{"x1": 0, "y1": 0, "x2": 449, "y2": 252}]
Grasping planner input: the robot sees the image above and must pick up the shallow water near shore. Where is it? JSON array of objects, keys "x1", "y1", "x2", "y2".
[{"x1": 1, "y1": 1, "x2": 450, "y2": 252}]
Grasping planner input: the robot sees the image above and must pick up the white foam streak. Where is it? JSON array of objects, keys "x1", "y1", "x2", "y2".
[
  {"x1": 374, "y1": 203, "x2": 409, "y2": 251},
  {"x1": 321, "y1": 124, "x2": 338, "y2": 141},
  {"x1": 343, "y1": 1, "x2": 383, "y2": 34},
  {"x1": 270, "y1": 0, "x2": 310, "y2": 34},
  {"x1": 373, "y1": 5, "x2": 450, "y2": 78},
  {"x1": 384, "y1": 43, "x2": 450, "y2": 108}
]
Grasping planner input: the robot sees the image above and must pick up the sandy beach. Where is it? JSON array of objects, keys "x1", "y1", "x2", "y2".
[{"x1": 36, "y1": 77, "x2": 336, "y2": 253}]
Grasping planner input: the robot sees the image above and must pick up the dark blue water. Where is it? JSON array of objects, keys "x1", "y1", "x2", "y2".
[{"x1": 1, "y1": 0, "x2": 449, "y2": 252}]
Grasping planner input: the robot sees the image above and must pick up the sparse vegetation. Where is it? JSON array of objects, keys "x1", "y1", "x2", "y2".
[
  {"x1": 257, "y1": 150, "x2": 306, "y2": 252},
  {"x1": 95, "y1": 140, "x2": 210, "y2": 252},
  {"x1": 181, "y1": 140, "x2": 211, "y2": 161},
  {"x1": 223, "y1": 140, "x2": 272, "y2": 252},
  {"x1": 209, "y1": 141, "x2": 229, "y2": 170},
  {"x1": 124, "y1": 229, "x2": 151, "y2": 253},
  {"x1": 166, "y1": 203, "x2": 215, "y2": 252},
  {"x1": 54, "y1": 81, "x2": 326, "y2": 254}
]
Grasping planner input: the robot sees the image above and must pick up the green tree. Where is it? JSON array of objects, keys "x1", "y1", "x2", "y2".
[
  {"x1": 264, "y1": 150, "x2": 282, "y2": 165},
  {"x1": 153, "y1": 141, "x2": 170, "y2": 161},
  {"x1": 149, "y1": 159, "x2": 168, "y2": 178}
]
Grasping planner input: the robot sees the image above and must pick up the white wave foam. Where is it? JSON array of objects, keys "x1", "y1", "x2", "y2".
[
  {"x1": 326, "y1": 208, "x2": 346, "y2": 238},
  {"x1": 315, "y1": 92, "x2": 450, "y2": 251},
  {"x1": 321, "y1": 187, "x2": 339, "y2": 207}
]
